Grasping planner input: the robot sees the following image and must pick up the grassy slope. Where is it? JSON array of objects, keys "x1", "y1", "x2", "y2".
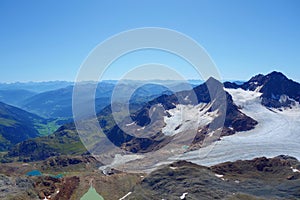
[
  {"x1": 5, "y1": 123, "x2": 87, "y2": 162},
  {"x1": 0, "y1": 102, "x2": 52, "y2": 151}
]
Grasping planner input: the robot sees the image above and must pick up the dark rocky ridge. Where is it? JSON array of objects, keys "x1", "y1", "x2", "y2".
[{"x1": 225, "y1": 71, "x2": 300, "y2": 108}]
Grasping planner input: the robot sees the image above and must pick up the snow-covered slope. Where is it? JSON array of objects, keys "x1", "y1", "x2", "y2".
[
  {"x1": 162, "y1": 103, "x2": 217, "y2": 136},
  {"x1": 173, "y1": 88, "x2": 300, "y2": 166}
]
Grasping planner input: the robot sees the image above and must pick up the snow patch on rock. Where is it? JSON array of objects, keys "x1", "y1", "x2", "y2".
[
  {"x1": 215, "y1": 174, "x2": 224, "y2": 178},
  {"x1": 180, "y1": 192, "x2": 188, "y2": 199},
  {"x1": 162, "y1": 103, "x2": 217, "y2": 136}
]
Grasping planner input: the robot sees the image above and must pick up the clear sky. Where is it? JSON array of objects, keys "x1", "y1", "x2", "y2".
[{"x1": 0, "y1": 0, "x2": 299, "y2": 82}]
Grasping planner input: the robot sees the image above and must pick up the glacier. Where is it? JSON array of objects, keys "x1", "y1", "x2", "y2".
[{"x1": 171, "y1": 88, "x2": 300, "y2": 166}]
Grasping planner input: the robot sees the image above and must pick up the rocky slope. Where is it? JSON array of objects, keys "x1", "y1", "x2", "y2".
[
  {"x1": 100, "y1": 77, "x2": 257, "y2": 153},
  {"x1": 4, "y1": 123, "x2": 87, "y2": 162},
  {"x1": 128, "y1": 155, "x2": 300, "y2": 200}
]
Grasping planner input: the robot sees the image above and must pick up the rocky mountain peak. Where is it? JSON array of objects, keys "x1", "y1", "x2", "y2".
[
  {"x1": 225, "y1": 71, "x2": 300, "y2": 108},
  {"x1": 266, "y1": 71, "x2": 288, "y2": 80}
]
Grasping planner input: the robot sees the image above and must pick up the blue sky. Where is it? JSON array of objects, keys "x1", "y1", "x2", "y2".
[{"x1": 0, "y1": 0, "x2": 299, "y2": 82}]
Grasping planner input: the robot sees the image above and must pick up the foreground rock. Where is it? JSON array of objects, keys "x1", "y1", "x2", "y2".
[
  {"x1": 0, "y1": 155, "x2": 143, "y2": 200},
  {"x1": 0, "y1": 155, "x2": 299, "y2": 199},
  {"x1": 128, "y1": 155, "x2": 300, "y2": 200}
]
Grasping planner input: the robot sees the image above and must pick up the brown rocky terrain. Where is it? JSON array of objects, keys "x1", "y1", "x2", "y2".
[
  {"x1": 0, "y1": 155, "x2": 143, "y2": 200},
  {"x1": 0, "y1": 155, "x2": 299, "y2": 199}
]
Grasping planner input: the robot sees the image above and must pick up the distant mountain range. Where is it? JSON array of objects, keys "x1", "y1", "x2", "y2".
[
  {"x1": 0, "y1": 80, "x2": 200, "y2": 119},
  {"x1": 20, "y1": 82, "x2": 175, "y2": 118},
  {"x1": 0, "y1": 89, "x2": 37, "y2": 107},
  {"x1": 0, "y1": 81, "x2": 73, "y2": 93}
]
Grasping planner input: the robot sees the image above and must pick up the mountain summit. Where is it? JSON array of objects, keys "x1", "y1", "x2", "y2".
[{"x1": 225, "y1": 71, "x2": 300, "y2": 108}]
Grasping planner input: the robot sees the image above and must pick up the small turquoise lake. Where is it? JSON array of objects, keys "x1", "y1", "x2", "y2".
[
  {"x1": 26, "y1": 170, "x2": 64, "y2": 178},
  {"x1": 26, "y1": 170, "x2": 42, "y2": 176}
]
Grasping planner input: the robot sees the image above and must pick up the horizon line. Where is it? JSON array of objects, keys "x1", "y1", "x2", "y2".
[{"x1": 0, "y1": 79, "x2": 249, "y2": 85}]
